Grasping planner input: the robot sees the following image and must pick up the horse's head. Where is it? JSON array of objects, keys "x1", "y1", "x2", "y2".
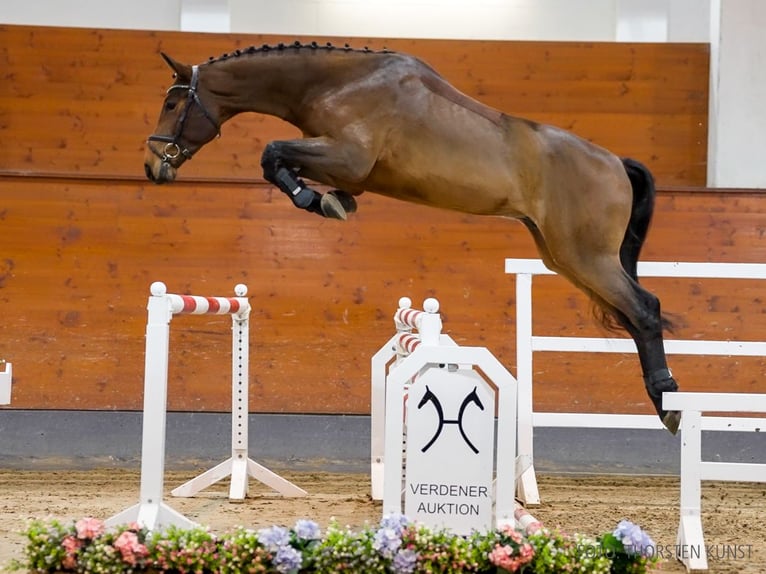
[{"x1": 144, "y1": 53, "x2": 221, "y2": 184}]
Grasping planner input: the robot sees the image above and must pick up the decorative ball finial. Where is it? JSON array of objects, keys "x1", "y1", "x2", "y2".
[
  {"x1": 234, "y1": 284, "x2": 248, "y2": 297},
  {"x1": 150, "y1": 282, "x2": 167, "y2": 296},
  {"x1": 398, "y1": 296, "x2": 412, "y2": 310},
  {"x1": 423, "y1": 297, "x2": 440, "y2": 313}
]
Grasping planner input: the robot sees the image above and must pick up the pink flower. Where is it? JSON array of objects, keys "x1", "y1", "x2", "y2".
[
  {"x1": 114, "y1": 530, "x2": 148, "y2": 566},
  {"x1": 520, "y1": 543, "x2": 534, "y2": 560},
  {"x1": 62, "y1": 535, "x2": 82, "y2": 553},
  {"x1": 61, "y1": 535, "x2": 82, "y2": 569},
  {"x1": 75, "y1": 517, "x2": 105, "y2": 540},
  {"x1": 489, "y1": 545, "x2": 514, "y2": 570},
  {"x1": 489, "y1": 541, "x2": 535, "y2": 573},
  {"x1": 500, "y1": 524, "x2": 523, "y2": 543}
]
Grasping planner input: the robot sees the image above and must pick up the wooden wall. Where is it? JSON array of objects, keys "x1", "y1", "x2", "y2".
[
  {"x1": 5, "y1": 24, "x2": 757, "y2": 420},
  {"x1": 1, "y1": 25, "x2": 708, "y2": 184}
]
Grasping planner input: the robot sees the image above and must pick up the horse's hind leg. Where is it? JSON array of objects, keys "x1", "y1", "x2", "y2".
[
  {"x1": 525, "y1": 217, "x2": 679, "y2": 431},
  {"x1": 555, "y1": 255, "x2": 680, "y2": 433}
]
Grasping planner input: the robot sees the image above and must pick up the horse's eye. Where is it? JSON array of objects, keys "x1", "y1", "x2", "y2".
[{"x1": 164, "y1": 101, "x2": 178, "y2": 112}]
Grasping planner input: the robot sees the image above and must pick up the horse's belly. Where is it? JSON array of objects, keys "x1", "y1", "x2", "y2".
[
  {"x1": 362, "y1": 109, "x2": 535, "y2": 216},
  {"x1": 364, "y1": 163, "x2": 524, "y2": 217}
]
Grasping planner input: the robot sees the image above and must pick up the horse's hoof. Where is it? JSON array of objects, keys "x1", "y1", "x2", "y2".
[
  {"x1": 320, "y1": 193, "x2": 347, "y2": 220},
  {"x1": 662, "y1": 410, "x2": 681, "y2": 435},
  {"x1": 329, "y1": 189, "x2": 358, "y2": 214}
]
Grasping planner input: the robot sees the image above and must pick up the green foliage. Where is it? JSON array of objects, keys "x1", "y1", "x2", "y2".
[
  {"x1": 10, "y1": 515, "x2": 658, "y2": 574},
  {"x1": 217, "y1": 527, "x2": 272, "y2": 573},
  {"x1": 309, "y1": 521, "x2": 389, "y2": 573},
  {"x1": 17, "y1": 519, "x2": 70, "y2": 572},
  {"x1": 527, "y1": 530, "x2": 612, "y2": 574},
  {"x1": 149, "y1": 525, "x2": 220, "y2": 572}
]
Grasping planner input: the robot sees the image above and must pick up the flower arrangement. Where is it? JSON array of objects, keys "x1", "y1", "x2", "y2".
[{"x1": 11, "y1": 514, "x2": 658, "y2": 573}]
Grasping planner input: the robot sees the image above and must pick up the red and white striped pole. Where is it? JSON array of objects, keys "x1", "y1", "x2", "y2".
[
  {"x1": 166, "y1": 290, "x2": 248, "y2": 316},
  {"x1": 393, "y1": 296, "x2": 442, "y2": 358}
]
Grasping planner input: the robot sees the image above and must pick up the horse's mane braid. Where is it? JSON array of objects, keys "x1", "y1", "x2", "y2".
[{"x1": 206, "y1": 41, "x2": 391, "y2": 64}]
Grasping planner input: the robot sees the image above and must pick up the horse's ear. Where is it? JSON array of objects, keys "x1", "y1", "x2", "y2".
[{"x1": 160, "y1": 52, "x2": 192, "y2": 79}]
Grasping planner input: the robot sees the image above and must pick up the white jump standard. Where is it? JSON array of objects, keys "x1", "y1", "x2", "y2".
[
  {"x1": 372, "y1": 297, "x2": 518, "y2": 535},
  {"x1": 370, "y1": 296, "x2": 459, "y2": 500},
  {"x1": 107, "y1": 282, "x2": 305, "y2": 531},
  {"x1": 0, "y1": 360, "x2": 11, "y2": 405},
  {"x1": 663, "y1": 391, "x2": 766, "y2": 572},
  {"x1": 506, "y1": 258, "x2": 766, "y2": 506}
]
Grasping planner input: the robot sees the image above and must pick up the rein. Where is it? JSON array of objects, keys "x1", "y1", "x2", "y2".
[{"x1": 147, "y1": 65, "x2": 220, "y2": 162}]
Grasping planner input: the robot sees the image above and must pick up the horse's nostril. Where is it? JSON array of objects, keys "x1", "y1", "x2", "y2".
[{"x1": 144, "y1": 163, "x2": 155, "y2": 181}]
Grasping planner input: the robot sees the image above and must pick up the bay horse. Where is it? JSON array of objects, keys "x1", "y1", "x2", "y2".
[{"x1": 143, "y1": 42, "x2": 680, "y2": 433}]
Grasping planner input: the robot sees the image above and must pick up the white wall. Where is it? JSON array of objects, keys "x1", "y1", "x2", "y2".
[
  {"x1": 668, "y1": 0, "x2": 711, "y2": 41},
  {"x1": 0, "y1": 0, "x2": 710, "y2": 41},
  {"x1": 1, "y1": 0, "x2": 764, "y2": 188},
  {"x1": 228, "y1": 0, "x2": 616, "y2": 41},
  {"x1": 182, "y1": 0, "x2": 229, "y2": 33},
  {"x1": 616, "y1": 0, "x2": 669, "y2": 41},
  {"x1": 708, "y1": 0, "x2": 766, "y2": 187},
  {"x1": 0, "y1": 0, "x2": 181, "y2": 31}
]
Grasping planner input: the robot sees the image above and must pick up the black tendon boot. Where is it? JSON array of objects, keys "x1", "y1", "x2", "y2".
[{"x1": 274, "y1": 167, "x2": 347, "y2": 220}]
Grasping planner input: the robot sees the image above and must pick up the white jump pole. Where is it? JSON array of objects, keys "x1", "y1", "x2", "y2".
[{"x1": 514, "y1": 272, "x2": 538, "y2": 506}]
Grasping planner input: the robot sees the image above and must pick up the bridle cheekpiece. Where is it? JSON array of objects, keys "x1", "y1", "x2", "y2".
[{"x1": 147, "y1": 65, "x2": 220, "y2": 162}]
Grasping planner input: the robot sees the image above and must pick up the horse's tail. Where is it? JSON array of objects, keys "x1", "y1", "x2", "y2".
[
  {"x1": 619, "y1": 157, "x2": 675, "y2": 332},
  {"x1": 619, "y1": 157, "x2": 655, "y2": 282}
]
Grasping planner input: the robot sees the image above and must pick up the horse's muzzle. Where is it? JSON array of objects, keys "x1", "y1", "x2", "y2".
[{"x1": 144, "y1": 160, "x2": 176, "y2": 184}]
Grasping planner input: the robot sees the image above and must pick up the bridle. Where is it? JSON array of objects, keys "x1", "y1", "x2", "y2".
[{"x1": 147, "y1": 65, "x2": 220, "y2": 163}]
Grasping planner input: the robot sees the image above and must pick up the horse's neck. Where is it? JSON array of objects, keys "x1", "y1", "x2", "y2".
[{"x1": 205, "y1": 54, "x2": 330, "y2": 123}]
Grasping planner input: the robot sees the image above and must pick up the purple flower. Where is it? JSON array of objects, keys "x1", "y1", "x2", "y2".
[
  {"x1": 379, "y1": 513, "x2": 409, "y2": 534},
  {"x1": 393, "y1": 548, "x2": 419, "y2": 574},
  {"x1": 613, "y1": 520, "x2": 656, "y2": 556},
  {"x1": 274, "y1": 545, "x2": 302, "y2": 573},
  {"x1": 373, "y1": 526, "x2": 403, "y2": 558},
  {"x1": 257, "y1": 525, "x2": 291, "y2": 552},
  {"x1": 293, "y1": 519, "x2": 321, "y2": 541}
]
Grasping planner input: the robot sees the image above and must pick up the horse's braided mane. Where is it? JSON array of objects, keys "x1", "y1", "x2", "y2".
[{"x1": 206, "y1": 40, "x2": 391, "y2": 64}]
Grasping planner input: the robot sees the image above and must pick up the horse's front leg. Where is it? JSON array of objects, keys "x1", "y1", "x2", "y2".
[{"x1": 261, "y1": 138, "x2": 370, "y2": 220}]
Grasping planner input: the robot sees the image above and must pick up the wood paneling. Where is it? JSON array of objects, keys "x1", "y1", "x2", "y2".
[
  {"x1": 0, "y1": 25, "x2": 708, "y2": 186},
  {"x1": 1, "y1": 176, "x2": 764, "y2": 415},
  {"x1": 2, "y1": 25, "x2": 744, "y2": 418}
]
